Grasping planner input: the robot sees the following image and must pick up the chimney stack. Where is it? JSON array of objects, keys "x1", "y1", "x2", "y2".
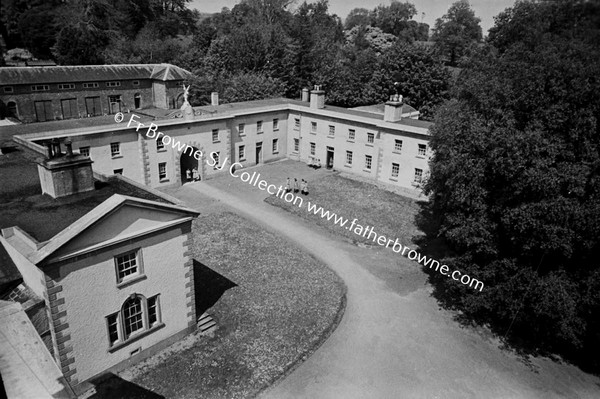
[
  {"x1": 301, "y1": 88, "x2": 309, "y2": 102},
  {"x1": 37, "y1": 139, "x2": 95, "y2": 199},
  {"x1": 384, "y1": 94, "x2": 404, "y2": 122},
  {"x1": 310, "y1": 85, "x2": 325, "y2": 109},
  {"x1": 211, "y1": 92, "x2": 219, "y2": 106}
]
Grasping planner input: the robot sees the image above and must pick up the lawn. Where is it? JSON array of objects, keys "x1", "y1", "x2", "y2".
[
  {"x1": 265, "y1": 173, "x2": 422, "y2": 247},
  {"x1": 100, "y1": 211, "x2": 346, "y2": 399}
]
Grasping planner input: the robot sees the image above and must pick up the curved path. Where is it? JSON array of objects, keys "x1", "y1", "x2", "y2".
[{"x1": 172, "y1": 172, "x2": 600, "y2": 399}]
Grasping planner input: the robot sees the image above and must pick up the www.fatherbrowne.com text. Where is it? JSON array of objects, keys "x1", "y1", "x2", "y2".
[{"x1": 226, "y1": 169, "x2": 484, "y2": 292}]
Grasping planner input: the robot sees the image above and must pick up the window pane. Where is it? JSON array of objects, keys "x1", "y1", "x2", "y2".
[
  {"x1": 107, "y1": 314, "x2": 119, "y2": 345},
  {"x1": 123, "y1": 297, "x2": 144, "y2": 337}
]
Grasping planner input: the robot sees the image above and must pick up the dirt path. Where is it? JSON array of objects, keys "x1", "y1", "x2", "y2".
[{"x1": 167, "y1": 165, "x2": 600, "y2": 399}]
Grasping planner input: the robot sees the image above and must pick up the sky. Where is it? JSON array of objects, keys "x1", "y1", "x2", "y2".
[{"x1": 188, "y1": 0, "x2": 517, "y2": 36}]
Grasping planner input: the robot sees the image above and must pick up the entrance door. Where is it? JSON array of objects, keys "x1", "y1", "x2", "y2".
[
  {"x1": 326, "y1": 146, "x2": 334, "y2": 169},
  {"x1": 180, "y1": 146, "x2": 199, "y2": 184},
  {"x1": 256, "y1": 142, "x2": 262, "y2": 164}
]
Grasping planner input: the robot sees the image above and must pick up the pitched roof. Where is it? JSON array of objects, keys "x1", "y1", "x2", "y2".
[
  {"x1": 0, "y1": 63, "x2": 192, "y2": 85},
  {"x1": 0, "y1": 146, "x2": 176, "y2": 243},
  {"x1": 30, "y1": 194, "x2": 199, "y2": 265}
]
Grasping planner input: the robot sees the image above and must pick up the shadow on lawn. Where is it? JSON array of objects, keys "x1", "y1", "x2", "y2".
[
  {"x1": 193, "y1": 259, "x2": 237, "y2": 315},
  {"x1": 89, "y1": 373, "x2": 164, "y2": 399}
]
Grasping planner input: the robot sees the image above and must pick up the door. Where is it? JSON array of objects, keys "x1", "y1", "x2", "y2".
[
  {"x1": 85, "y1": 97, "x2": 102, "y2": 116},
  {"x1": 326, "y1": 146, "x2": 334, "y2": 169},
  {"x1": 256, "y1": 142, "x2": 262, "y2": 164},
  {"x1": 34, "y1": 100, "x2": 52, "y2": 122}
]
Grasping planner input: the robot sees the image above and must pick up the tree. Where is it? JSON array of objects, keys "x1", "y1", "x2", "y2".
[
  {"x1": 344, "y1": 8, "x2": 371, "y2": 30},
  {"x1": 423, "y1": 0, "x2": 600, "y2": 371},
  {"x1": 431, "y1": 0, "x2": 482, "y2": 65}
]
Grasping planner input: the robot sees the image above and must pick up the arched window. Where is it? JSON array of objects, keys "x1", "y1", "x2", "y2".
[
  {"x1": 106, "y1": 293, "x2": 162, "y2": 348},
  {"x1": 134, "y1": 93, "x2": 141, "y2": 109},
  {"x1": 123, "y1": 295, "x2": 144, "y2": 338}
]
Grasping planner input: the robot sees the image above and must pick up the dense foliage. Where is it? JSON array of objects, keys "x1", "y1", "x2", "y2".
[
  {"x1": 431, "y1": 0, "x2": 482, "y2": 65},
  {"x1": 0, "y1": 0, "x2": 449, "y2": 117},
  {"x1": 424, "y1": 0, "x2": 600, "y2": 371}
]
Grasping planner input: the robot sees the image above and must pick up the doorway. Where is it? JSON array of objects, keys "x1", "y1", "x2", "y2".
[
  {"x1": 326, "y1": 146, "x2": 334, "y2": 169},
  {"x1": 180, "y1": 146, "x2": 200, "y2": 184},
  {"x1": 256, "y1": 142, "x2": 262, "y2": 165}
]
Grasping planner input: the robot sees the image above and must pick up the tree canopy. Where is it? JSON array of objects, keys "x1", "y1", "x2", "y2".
[
  {"x1": 431, "y1": 0, "x2": 482, "y2": 65},
  {"x1": 424, "y1": 0, "x2": 600, "y2": 371}
]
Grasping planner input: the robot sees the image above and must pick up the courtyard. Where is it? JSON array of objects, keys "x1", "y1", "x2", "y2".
[{"x1": 98, "y1": 159, "x2": 600, "y2": 398}]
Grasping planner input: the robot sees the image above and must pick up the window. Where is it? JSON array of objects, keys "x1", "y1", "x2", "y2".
[
  {"x1": 294, "y1": 118, "x2": 300, "y2": 129},
  {"x1": 123, "y1": 296, "x2": 144, "y2": 338},
  {"x1": 273, "y1": 118, "x2": 279, "y2": 131},
  {"x1": 108, "y1": 95, "x2": 122, "y2": 114},
  {"x1": 58, "y1": 83, "x2": 75, "y2": 90},
  {"x1": 311, "y1": 121, "x2": 317, "y2": 133},
  {"x1": 394, "y1": 140, "x2": 403, "y2": 152},
  {"x1": 85, "y1": 96, "x2": 102, "y2": 116},
  {"x1": 156, "y1": 136, "x2": 164, "y2": 151},
  {"x1": 239, "y1": 145, "x2": 245, "y2": 161},
  {"x1": 391, "y1": 163, "x2": 399, "y2": 178},
  {"x1": 414, "y1": 168, "x2": 423, "y2": 183},
  {"x1": 106, "y1": 81, "x2": 121, "y2": 87},
  {"x1": 346, "y1": 151, "x2": 353, "y2": 165},
  {"x1": 134, "y1": 93, "x2": 141, "y2": 109},
  {"x1": 365, "y1": 155, "x2": 372, "y2": 170},
  {"x1": 348, "y1": 129, "x2": 355, "y2": 140},
  {"x1": 418, "y1": 144, "x2": 427, "y2": 157},
  {"x1": 238, "y1": 123, "x2": 245, "y2": 135},
  {"x1": 105, "y1": 294, "x2": 162, "y2": 349},
  {"x1": 3, "y1": 86, "x2": 13, "y2": 93},
  {"x1": 115, "y1": 250, "x2": 140, "y2": 283},
  {"x1": 61, "y1": 98, "x2": 78, "y2": 119},
  {"x1": 107, "y1": 314, "x2": 119, "y2": 346},
  {"x1": 110, "y1": 142, "x2": 121, "y2": 157},
  {"x1": 147, "y1": 296, "x2": 160, "y2": 327},
  {"x1": 367, "y1": 133, "x2": 374, "y2": 144},
  {"x1": 83, "y1": 82, "x2": 99, "y2": 88},
  {"x1": 310, "y1": 142, "x2": 316, "y2": 156},
  {"x1": 257, "y1": 120, "x2": 263, "y2": 133},
  {"x1": 31, "y1": 85, "x2": 49, "y2": 91},
  {"x1": 212, "y1": 129, "x2": 219, "y2": 142},
  {"x1": 133, "y1": 80, "x2": 140, "y2": 86},
  {"x1": 272, "y1": 138, "x2": 278, "y2": 153},
  {"x1": 293, "y1": 138, "x2": 299, "y2": 152},
  {"x1": 158, "y1": 162, "x2": 167, "y2": 180},
  {"x1": 328, "y1": 125, "x2": 335, "y2": 136},
  {"x1": 113, "y1": 169, "x2": 123, "y2": 175},
  {"x1": 79, "y1": 146, "x2": 90, "y2": 157},
  {"x1": 34, "y1": 100, "x2": 53, "y2": 122}
]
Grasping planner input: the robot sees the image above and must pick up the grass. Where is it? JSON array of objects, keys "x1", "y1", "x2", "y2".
[
  {"x1": 265, "y1": 173, "x2": 422, "y2": 247},
  {"x1": 108, "y1": 211, "x2": 345, "y2": 399}
]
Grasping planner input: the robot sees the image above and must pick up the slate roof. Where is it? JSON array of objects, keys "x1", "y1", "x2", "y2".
[
  {"x1": 0, "y1": 63, "x2": 192, "y2": 85},
  {"x1": 0, "y1": 145, "x2": 176, "y2": 243}
]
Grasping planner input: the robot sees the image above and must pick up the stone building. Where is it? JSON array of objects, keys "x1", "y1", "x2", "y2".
[
  {"x1": 0, "y1": 64, "x2": 191, "y2": 122},
  {"x1": 9, "y1": 87, "x2": 432, "y2": 196},
  {"x1": 0, "y1": 142, "x2": 199, "y2": 394}
]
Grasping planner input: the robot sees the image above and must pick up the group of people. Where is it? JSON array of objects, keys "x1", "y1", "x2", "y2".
[
  {"x1": 286, "y1": 177, "x2": 309, "y2": 195},
  {"x1": 185, "y1": 168, "x2": 200, "y2": 182}
]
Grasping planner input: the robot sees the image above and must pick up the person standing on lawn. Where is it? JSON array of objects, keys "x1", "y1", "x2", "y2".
[
  {"x1": 192, "y1": 167, "x2": 199, "y2": 181},
  {"x1": 294, "y1": 178, "x2": 299, "y2": 193},
  {"x1": 186, "y1": 169, "x2": 192, "y2": 182},
  {"x1": 302, "y1": 179, "x2": 309, "y2": 195},
  {"x1": 285, "y1": 177, "x2": 291, "y2": 193}
]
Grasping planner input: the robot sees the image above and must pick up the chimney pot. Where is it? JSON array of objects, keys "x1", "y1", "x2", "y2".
[
  {"x1": 51, "y1": 139, "x2": 61, "y2": 157},
  {"x1": 384, "y1": 93, "x2": 404, "y2": 122},
  {"x1": 211, "y1": 92, "x2": 219, "y2": 106}
]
